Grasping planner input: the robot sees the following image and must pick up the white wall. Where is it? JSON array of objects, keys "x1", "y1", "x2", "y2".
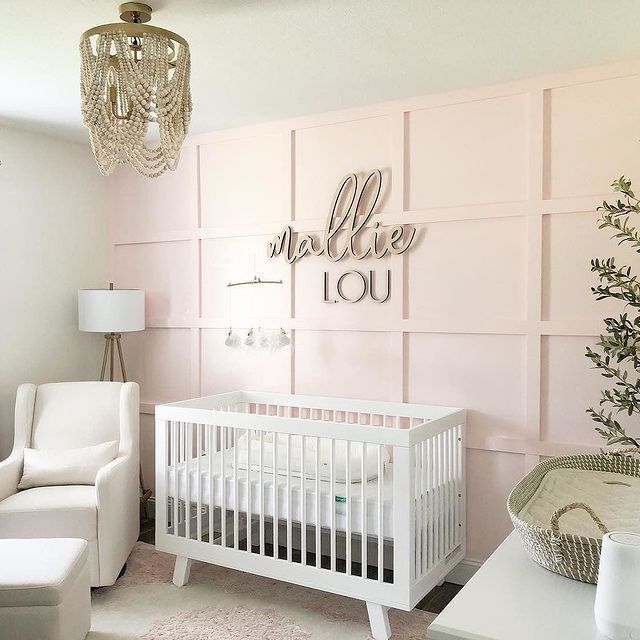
[{"x1": 0, "y1": 126, "x2": 107, "y2": 458}]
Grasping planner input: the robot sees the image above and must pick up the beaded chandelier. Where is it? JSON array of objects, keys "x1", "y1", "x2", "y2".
[{"x1": 80, "y1": 3, "x2": 192, "y2": 178}]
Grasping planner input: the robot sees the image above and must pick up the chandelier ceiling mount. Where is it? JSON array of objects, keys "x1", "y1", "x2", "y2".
[{"x1": 118, "y1": 3, "x2": 153, "y2": 24}]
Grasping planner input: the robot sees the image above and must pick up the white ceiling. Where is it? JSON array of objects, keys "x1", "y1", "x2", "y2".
[{"x1": 2, "y1": 0, "x2": 640, "y2": 143}]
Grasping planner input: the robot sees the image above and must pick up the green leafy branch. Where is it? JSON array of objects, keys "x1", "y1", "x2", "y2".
[{"x1": 586, "y1": 176, "x2": 640, "y2": 448}]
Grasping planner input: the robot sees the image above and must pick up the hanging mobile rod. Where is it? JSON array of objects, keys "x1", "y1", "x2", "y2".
[{"x1": 227, "y1": 275, "x2": 284, "y2": 288}]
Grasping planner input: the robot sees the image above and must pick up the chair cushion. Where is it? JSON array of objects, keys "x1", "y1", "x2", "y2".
[
  {"x1": 30, "y1": 382, "x2": 122, "y2": 450},
  {"x1": 0, "y1": 486, "x2": 97, "y2": 541},
  {"x1": 0, "y1": 538, "x2": 88, "y2": 606},
  {"x1": 18, "y1": 440, "x2": 119, "y2": 489}
]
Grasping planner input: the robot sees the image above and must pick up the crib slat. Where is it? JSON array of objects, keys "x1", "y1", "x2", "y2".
[
  {"x1": 431, "y1": 434, "x2": 437, "y2": 564},
  {"x1": 442, "y1": 430, "x2": 448, "y2": 555},
  {"x1": 287, "y1": 433, "x2": 292, "y2": 563},
  {"x1": 315, "y1": 439, "x2": 321, "y2": 568},
  {"x1": 421, "y1": 440, "x2": 428, "y2": 576},
  {"x1": 196, "y1": 424, "x2": 202, "y2": 542},
  {"x1": 445, "y1": 430, "x2": 453, "y2": 553},
  {"x1": 424, "y1": 437, "x2": 430, "y2": 570},
  {"x1": 443, "y1": 431, "x2": 449, "y2": 555},
  {"x1": 445, "y1": 430, "x2": 450, "y2": 554},
  {"x1": 431, "y1": 435, "x2": 437, "y2": 568},
  {"x1": 438, "y1": 432, "x2": 444, "y2": 561},
  {"x1": 246, "y1": 427, "x2": 252, "y2": 553},
  {"x1": 449, "y1": 429, "x2": 454, "y2": 553},
  {"x1": 455, "y1": 424, "x2": 461, "y2": 546},
  {"x1": 208, "y1": 425, "x2": 214, "y2": 544},
  {"x1": 444, "y1": 432, "x2": 448, "y2": 558},
  {"x1": 432, "y1": 435, "x2": 437, "y2": 567},
  {"x1": 435, "y1": 434, "x2": 440, "y2": 565},
  {"x1": 423, "y1": 438, "x2": 429, "y2": 570},
  {"x1": 361, "y1": 442, "x2": 367, "y2": 578},
  {"x1": 259, "y1": 430, "x2": 265, "y2": 556},
  {"x1": 301, "y1": 434, "x2": 306, "y2": 566},
  {"x1": 233, "y1": 427, "x2": 239, "y2": 550},
  {"x1": 172, "y1": 421, "x2": 179, "y2": 537},
  {"x1": 221, "y1": 426, "x2": 227, "y2": 547},
  {"x1": 164, "y1": 420, "x2": 170, "y2": 535},
  {"x1": 273, "y1": 431, "x2": 279, "y2": 558},
  {"x1": 424, "y1": 439, "x2": 429, "y2": 572},
  {"x1": 415, "y1": 443, "x2": 422, "y2": 579},
  {"x1": 330, "y1": 439, "x2": 336, "y2": 572},
  {"x1": 377, "y1": 444, "x2": 383, "y2": 583},
  {"x1": 346, "y1": 440, "x2": 351, "y2": 575},
  {"x1": 185, "y1": 423, "x2": 191, "y2": 540}
]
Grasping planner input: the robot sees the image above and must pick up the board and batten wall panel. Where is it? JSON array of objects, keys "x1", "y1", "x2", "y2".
[
  {"x1": 406, "y1": 94, "x2": 529, "y2": 209},
  {"x1": 406, "y1": 217, "x2": 527, "y2": 324},
  {"x1": 106, "y1": 59, "x2": 640, "y2": 564},
  {"x1": 546, "y1": 75, "x2": 640, "y2": 199},
  {"x1": 294, "y1": 116, "x2": 394, "y2": 219},
  {"x1": 200, "y1": 133, "x2": 288, "y2": 228}
]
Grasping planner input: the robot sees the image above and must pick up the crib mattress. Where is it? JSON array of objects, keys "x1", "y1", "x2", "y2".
[
  {"x1": 519, "y1": 468, "x2": 640, "y2": 538},
  {"x1": 167, "y1": 453, "x2": 401, "y2": 537}
]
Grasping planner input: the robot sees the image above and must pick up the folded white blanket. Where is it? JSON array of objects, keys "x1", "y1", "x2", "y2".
[
  {"x1": 233, "y1": 432, "x2": 389, "y2": 483},
  {"x1": 519, "y1": 468, "x2": 640, "y2": 538}
]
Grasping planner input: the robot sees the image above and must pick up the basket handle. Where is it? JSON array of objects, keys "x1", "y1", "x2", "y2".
[{"x1": 550, "y1": 501, "x2": 609, "y2": 536}]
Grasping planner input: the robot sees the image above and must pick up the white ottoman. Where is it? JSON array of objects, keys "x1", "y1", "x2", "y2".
[{"x1": 0, "y1": 538, "x2": 91, "y2": 640}]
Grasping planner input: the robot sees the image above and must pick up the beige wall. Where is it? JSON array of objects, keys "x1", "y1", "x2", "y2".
[{"x1": 0, "y1": 126, "x2": 107, "y2": 458}]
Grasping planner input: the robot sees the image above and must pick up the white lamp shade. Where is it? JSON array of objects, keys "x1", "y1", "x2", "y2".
[{"x1": 78, "y1": 289, "x2": 145, "y2": 333}]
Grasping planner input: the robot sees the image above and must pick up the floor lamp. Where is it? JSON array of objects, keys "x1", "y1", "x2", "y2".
[
  {"x1": 78, "y1": 284, "x2": 152, "y2": 509},
  {"x1": 78, "y1": 283, "x2": 145, "y2": 381}
]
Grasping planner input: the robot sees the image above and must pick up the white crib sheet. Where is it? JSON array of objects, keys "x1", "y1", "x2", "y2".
[{"x1": 166, "y1": 452, "x2": 396, "y2": 537}]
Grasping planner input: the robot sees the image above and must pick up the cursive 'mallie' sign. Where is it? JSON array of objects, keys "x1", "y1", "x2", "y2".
[
  {"x1": 267, "y1": 170, "x2": 416, "y2": 264},
  {"x1": 267, "y1": 170, "x2": 417, "y2": 303}
]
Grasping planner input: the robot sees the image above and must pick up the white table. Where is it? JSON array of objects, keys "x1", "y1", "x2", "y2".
[{"x1": 428, "y1": 531, "x2": 606, "y2": 640}]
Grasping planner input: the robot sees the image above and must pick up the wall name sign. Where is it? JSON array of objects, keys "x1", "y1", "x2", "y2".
[{"x1": 267, "y1": 170, "x2": 417, "y2": 303}]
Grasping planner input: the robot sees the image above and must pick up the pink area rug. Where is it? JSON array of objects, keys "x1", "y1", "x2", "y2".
[
  {"x1": 139, "y1": 605, "x2": 312, "y2": 640},
  {"x1": 89, "y1": 542, "x2": 437, "y2": 640}
]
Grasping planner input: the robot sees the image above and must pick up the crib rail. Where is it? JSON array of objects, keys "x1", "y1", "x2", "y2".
[{"x1": 155, "y1": 392, "x2": 465, "y2": 611}]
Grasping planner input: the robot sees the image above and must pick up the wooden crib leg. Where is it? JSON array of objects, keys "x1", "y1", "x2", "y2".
[
  {"x1": 366, "y1": 602, "x2": 391, "y2": 640},
  {"x1": 173, "y1": 556, "x2": 193, "y2": 586}
]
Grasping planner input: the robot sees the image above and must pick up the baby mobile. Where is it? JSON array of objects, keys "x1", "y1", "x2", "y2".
[{"x1": 224, "y1": 267, "x2": 290, "y2": 351}]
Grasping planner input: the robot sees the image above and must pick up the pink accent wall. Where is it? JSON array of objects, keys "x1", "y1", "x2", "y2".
[{"x1": 106, "y1": 60, "x2": 640, "y2": 563}]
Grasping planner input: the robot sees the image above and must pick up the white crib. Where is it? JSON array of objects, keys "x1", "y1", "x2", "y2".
[{"x1": 155, "y1": 391, "x2": 466, "y2": 640}]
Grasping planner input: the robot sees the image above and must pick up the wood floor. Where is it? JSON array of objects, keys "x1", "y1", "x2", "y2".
[
  {"x1": 415, "y1": 581, "x2": 462, "y2": 614},
  {"x1": 138, "y1": 518, "x2": 462, "y2": 614}
]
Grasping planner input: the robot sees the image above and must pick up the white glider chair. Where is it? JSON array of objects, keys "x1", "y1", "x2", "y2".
[{"x1": 0, "y1": 381, "x2": 140, "y2": 587}]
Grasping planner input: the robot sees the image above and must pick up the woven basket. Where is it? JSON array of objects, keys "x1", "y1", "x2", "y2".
[{"x1": 508, "y1": 452, "x2": 640, "y2": 584}]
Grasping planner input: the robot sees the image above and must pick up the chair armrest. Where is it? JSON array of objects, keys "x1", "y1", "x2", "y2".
[
  {"x1": 95, "y1": 455, "x2": 140, "y2": 585},
  {"x1": 95, "y1": 455, "x2": 134, "y2": 492},
  {"x1": 0, "y1": 453, "x2": 23, "y2": 502}
]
